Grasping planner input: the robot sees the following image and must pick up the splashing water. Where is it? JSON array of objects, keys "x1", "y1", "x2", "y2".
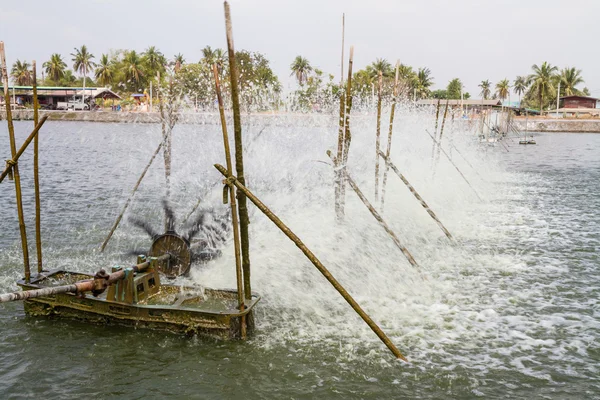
[{"x1": 0, "y1": 110, "x2": 598, "y2": 398}]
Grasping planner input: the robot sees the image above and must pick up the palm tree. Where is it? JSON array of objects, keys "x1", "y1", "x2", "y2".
[
  {"x1": 479, "y1": 80, "x2": 491, "y2": 100},
  {"x1": 122, "y1": 50, "x2": 144, "y2": 85},
  {"x1": 43, "y1": 54, "x2": 67, "y2": 82},
  {"x1": 143, "y1": 46, "x2": 166, "y2": 76},
  {"x1": 290, "y1": 56, "x2": 312, "y2": 86},
  {"x1": 560, "y1": 67, "x2": 584, "y2": 96},
  {"x1": 201, "y1": 45, "x2": 216, "y2": 64},
  {"x1": 71, "y1": 45, "x2": 96, "y2": 83},
  {"x1": 366, "y1": 58, "x2": 393, "y2": 80},
  {"x1": 527, "y1": 62, "x2": 558, "y2": 112},
  {"x1": 95, "y1": 54, "x2": 115, "y2": 86},
  {"x1": 513, "y1": 76, "x2": 527, "y2": 105},
  {"x1": 173, "y1": 53, "x2": 185, "y2": 66},
  {"x1": 496, "y1": 79, "x2": 510, "y2": 102},
  {"x1": 415, "y1": 67, "x2": 433, "y2": 99},
  {"x1": 10, "y1": 60, "x2": 32, "y2": 85}
]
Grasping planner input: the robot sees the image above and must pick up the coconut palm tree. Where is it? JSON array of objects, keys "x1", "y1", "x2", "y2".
[
  {"x1": 513, "y1": 76, "x2": 527, "y2": 105},
  {"x1": 43, "y1": 54, "x2": 67, "y2": 82},
  {"x1": 527, "y1": 62, "x2": 558, "y2": 111},
  {"x1": 560, "y1": 67, "x2": 584, "y2": 96},
  {"x1": 10, "y1": 60, "x2": 32, "y2": 85},
  {"x1": 479, "y1": 80, "x2": 491, "y2": 100},
  {"x1": 201, "y1": 45, "x2": 216, "y2": 64},
  {"x1": 95, "y1": 54, "x2": 115, "y2": 86},
  {"x1": 173, "y1": 53, "x2": 185, "y2": 66},
  {"x1": 71, "y1": 45, "x2": 96, "y2": 83},
  {"x1": 415, "y1": 67, "x2": 433, "y2": 99},
  {"x1": 366, "y1": 58, "x2": 393, "y2": 80},
  {"x1": 143, "y1": 46, "x2": 166, "y2": 76},
  {"x1": 496, "y1": 79, "x2": 510, "y2": 102},
  {"x1": 290, "y1": 56, "x2": 312, "y2": 86},
  {"x1": 122, "y1": 50, "x2": 144, "y2": 85}
]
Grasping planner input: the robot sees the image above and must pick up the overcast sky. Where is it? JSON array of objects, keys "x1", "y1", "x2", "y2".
[{"x1": 1, "y1": 0, "x2": 598, "y2": 98}]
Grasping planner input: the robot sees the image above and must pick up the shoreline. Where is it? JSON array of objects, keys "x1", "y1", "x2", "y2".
[{"x1": 2, "y1": 109, "x2": 600, "y2": 133}]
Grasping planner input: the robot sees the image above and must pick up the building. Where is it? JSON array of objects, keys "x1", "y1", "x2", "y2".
[
  {"x1": 560, "y1": 95, "x2": 599, "y2": 109},
  {"x1": 0, "y1": 86, "x2": 121, "y2": 109}
]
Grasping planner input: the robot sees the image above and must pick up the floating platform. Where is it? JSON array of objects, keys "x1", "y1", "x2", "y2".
[{"x1": 17, "y1": 267, "x2": 260, "y2": 339}]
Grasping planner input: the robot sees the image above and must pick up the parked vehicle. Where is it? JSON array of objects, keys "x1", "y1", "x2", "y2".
[{"x1": 57, "y1": 96, "x2": 90, "y2": 111}]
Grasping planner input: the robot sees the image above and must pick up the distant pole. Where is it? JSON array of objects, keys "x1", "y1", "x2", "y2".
[
  {"x1": 150, "y1": 80, "x2": 153, "y2": 112},
  {"x1": 340, "y1": 13, "x2": 345, "y2": 83},
  {"x1": 556, "y1": 81, "x2": 561, "y2": 112}
]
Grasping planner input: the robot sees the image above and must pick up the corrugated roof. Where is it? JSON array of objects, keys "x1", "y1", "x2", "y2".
[{"x1": 559, "y1": 95, "x2": 599, "y2": 101}]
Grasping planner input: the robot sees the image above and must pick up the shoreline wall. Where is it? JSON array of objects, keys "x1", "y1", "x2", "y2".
[{"x1": 2, "y1": 109, "x2": 600, "y2": 133}]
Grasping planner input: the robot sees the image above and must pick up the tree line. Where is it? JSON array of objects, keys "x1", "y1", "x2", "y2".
[{"x1": 8, "y1": 46, "x2": 591, "y2": 112}]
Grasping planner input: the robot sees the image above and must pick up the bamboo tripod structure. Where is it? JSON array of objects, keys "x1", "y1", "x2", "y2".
[
  {"x1": 380, "y1": 61, "x2": 400, "y2": 212},
  {"x1": 213, "y1": 63, "x2": 246, "y2": 338},
  {"x1": 1, "y1": 41, "x2": 31, "y2": 282},
  {"x1": 213, "y1": 164, "x2": 407, "y2": 361},
  {"x1": 327, "y1": 152, "x2": 421, "y2": 272},
  {"x1": 378, "y1": 151, "x2": 453, "y2": 240},
  {"x1": 0, "y1": 117, "x2": 47, "y2": 183},
  {"x1": 424, "y1": 129, "x2": 482, "y2": 200},
  {"x1": 32, "y1": 61, "x2": 43, "y2": 273}
]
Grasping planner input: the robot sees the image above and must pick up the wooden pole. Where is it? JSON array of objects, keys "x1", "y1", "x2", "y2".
[
  {"x1": 32, "y1": 61, "x2": 43, "y2": 274},
  {"x1": 378, "y1": 151, "x2": 453, "y2": 240},
  {"x1": 424, "y1": 129, "x2": 482, "y2": 200},
  {"x1": 335, "y1": 48, "x2": 346, "y2": 221},
  {"x1": 431, "y1": 98, "x2": 441, "y2": 160},
  {"x1": 100, "y1": 140, "x2": 164, "y2": 252},
  {"x1": 225, "y1": 1, "x2": 251, "y2": 300},
  {"x1": 1, "y1": 41, "x2": 31, "y2": 282},
  {"x1": 213, "y1": 63, "x2": 246, "y2": 338},
  {"x1": 380, "y1": 61, "x2": 400, "y2": 212},
  {"x1": 0, "y1": 116, "x2": 48, "y2": 183},
  {"x1": 327, "y1": 152, "x2": 421, "y2": 272},
  {"x1": 432, "y1": 99, "x2": 449, "y2": 176},
  {"x1": 374, "y1": 70, "x2": 383, "y2": 202},
  {"x1": 339, "y1": 46, "x2": 354, "y2": 214},
  {"x1": 214, "y1": 163, "x2": 408, "y2": 361}
]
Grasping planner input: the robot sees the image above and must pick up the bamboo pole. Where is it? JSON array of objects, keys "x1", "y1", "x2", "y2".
[
  {"x1": 1, "y1": 41, "x2": 30, "y2": 282},
  {"x1": 213, "y1": 63, "x2": 246, "y2": 338},
  {"x1": 380, "y1": 61, "x2": 400, "y2": 212},
  {"x1": 327, "y1": 152, "x2": 421, "y2": 272},
  {"x1": 430, "y1": 99, "x2": 441, "y2": 160},
  {"x1": 32, "y1": 61, "x2": 43, "y2": 274},
  {"x1": 0, "y1": 116, "x2": 48, "y2": 183},
  {"x1": 374, "y1": 70, "x2": 383, "y2": 202},
  {"x1": 100, "y1": 140, "x2": 164, "y2": 252},
  {"x1": 335, "y1": 62, "x2": 346, "y2": 221},
  {"x1": 424, "y1": 129, "x2": 482, "y2": 200},
  {"x1": 225, "y1": 1, "x2": 251, "y2": 300},
  {"x1": 378, "y1": 151, "x2": 453, "y2": 240},
  {"x1": 214, "y1": 163, "x2": 407, "y2": 361},
  {"x1": 432, "y1": 99, "x2": 449, "y2": 176},
  {"x1": 339, "y1": 46, "x2": 354, "y2": 214}
]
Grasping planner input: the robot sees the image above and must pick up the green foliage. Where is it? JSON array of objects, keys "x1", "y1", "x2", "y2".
[
  {"x1": 446, "y1": 78, "x2": 463, "y2": 99},
  {"x1": 495, "y1": 79, "x2": 510, "y2": 101},
  {"x1": 290, "y1": 56, "x2": 312, "y2": 86},
  {"x1": 43, "y1": 54, "x2": 67, "y2": 82},
  {"x1": 10, "y1": 60, "x2": 32, "y2": 85},
  {"x1": 415, "y1": 68, "x2": 433, "y2": 99},
  {"x1": 431, "y1": 89, "x2": 448, "y2": 99},
  {"x1": 560, "y1": 67, "x2": 584, "y2": 96},
  {"x1": 527, "y1": 62, "x2": 558, "y2": 111},
  {"x1": 479, "y1": 80, "x2": 491, "y2": 100}
]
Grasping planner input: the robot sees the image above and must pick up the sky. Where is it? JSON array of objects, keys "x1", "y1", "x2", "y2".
[{"x1": 1, "y1": 0, "x2": 598, "y2": 98}]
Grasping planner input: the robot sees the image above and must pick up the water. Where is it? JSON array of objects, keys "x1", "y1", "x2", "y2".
[{"x1": 0, "y1": 114, "x2": 598, "y2": 399}]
